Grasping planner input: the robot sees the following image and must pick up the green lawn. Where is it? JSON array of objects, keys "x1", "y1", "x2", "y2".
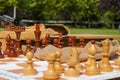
[{"x1": 69, "y1": 28, "x2": 120, "y2": 35}]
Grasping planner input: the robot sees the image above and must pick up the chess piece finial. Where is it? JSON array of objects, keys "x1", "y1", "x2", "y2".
[
  {"x1": 0, "y1": 42, "x2": 4, "y2": 58},
  {"x1": 43, "y1": 53, "x2": 59, "y2": 80},
  {"x1": 64, "y1": 47, "x2": 80, "y2": 77},
  {"x1": 54, "y1": 51, "x2": 64, "y2": 74},
  {"x1": 115, "y1": 46, "x2": 120, "y2": 66},
  {"x1": 99, "y1": 40, "x2": 113, "y2": 72},
  {"x1": 85, "y1": 40, "x2": 100, "y2": 75},
  {"x1": 4, "y1": 34, "x2": 11, "y2": 55},
  {"x1": 23, "y1": 51, "x2": 37, "y2": 75}
]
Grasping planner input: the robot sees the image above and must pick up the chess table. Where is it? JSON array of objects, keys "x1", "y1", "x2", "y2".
[{"x1": 0, "y1": 55, "x2": 120, "y2": 80}]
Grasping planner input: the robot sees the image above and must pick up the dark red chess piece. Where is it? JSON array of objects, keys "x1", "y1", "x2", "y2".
[
  {"x1": 45, "y1": 33, "x2": 50, "y2": 45},
  {"x1": 4, "y1": 34, "x2": 11, "y2": 55},
  {"x1": 53, "y1": 38, "x2": 58, "y2": 47},
  {"x1": 15, "y1": 40, "x2": 23, "y2": 55},
  {"x1": 34, "y1": 24, "x2": 41, "y2": 52},
  {"x1": 8, "y1": 39, "x2": 18, "y2": 57},
  {"x1": 0, "y1": 42, "x2": 4, "y2": 58},
  {"x1": 34, "y1": 40, "x2": 40, "y2": 52},
  {"x1": 34, "y1": 24, "x2": 41, "y2": 40},
  {"x1": 15, "y1": 26, "x2": 24, "y2": 55},
  {"x1": 57, "y1": 33, "x2": 64, "y2": 48},
  {"x1": 68, "y1": 36, "x2": 76, "y2": 47},
  {"x1": 80, "y1": 37, "x2": 85, "y2": 48},
  {"x1": 24, "y1": 39, "x2": 32, "y2": 55},
  {"x1": 41, "y1": 33, "x2": 50, "y2": 48},
  {"x1": 91, "y1": 40, "x2": 95, "y2": 44}
]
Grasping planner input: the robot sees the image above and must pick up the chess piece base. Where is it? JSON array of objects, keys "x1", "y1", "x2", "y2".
[
  {"x1": 75, "y1": 63, "x2": 83, "y2": 71},
  {"x1": 85, "y1": 68, "x2": 100, "y2": 75},
  {"x1": 43, "y1": 71, "x2": 59, "y2": 80},
  {"x1": 8, "y1": 53, "x2": 17, "y2": 57},
  {"x1": 115, "y1": 59, "x2": 120, "y2": 66},
  {"x1": 100, "y1": 66, "x2": 113, "y2": 72},
  {"x1": 54, "y1": 62, "x2": 64, "y2": 74},
  {"x1": 0, "y1": 54, "x2": 4, "y2": 58},
  {"x1": 23, "y1": 69, "x2": 37, "y2": 75},
  {"x1": 64, "y1": 68, "x2": 80, "y2": 77}
]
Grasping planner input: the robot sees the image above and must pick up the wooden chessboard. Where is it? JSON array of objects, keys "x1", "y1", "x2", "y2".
[{"x1": 0, "y1": 55, "x2": 120, "y2": 80}]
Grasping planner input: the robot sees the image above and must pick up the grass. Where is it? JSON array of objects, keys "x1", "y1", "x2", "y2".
[
  {"x1": 0, "y1": 28, "x2": 4, "y2": 31},
  {"x1": 69, "y1": 28, "x2": 120, "y2": 35}
]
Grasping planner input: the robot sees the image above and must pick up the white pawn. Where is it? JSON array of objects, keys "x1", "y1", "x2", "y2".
[
  {"x1": 23, "y1": 51, "x2": 37, "y2": 75},
  {"x1": 99, "y1": 40, "x2": 113, "y2": 72},
  {"x1": 54, "y1": 51, "x2": 64, "y2": 74}
]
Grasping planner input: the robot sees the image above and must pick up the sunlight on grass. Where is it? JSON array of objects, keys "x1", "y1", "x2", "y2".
[{"x1": 69, "y1": 28, "x2": 120, "y2": 35}]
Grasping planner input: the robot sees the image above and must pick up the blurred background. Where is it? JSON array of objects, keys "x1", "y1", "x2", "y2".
[{"x1": 0, "y1": 0, "x2": 120, "y2": 29}]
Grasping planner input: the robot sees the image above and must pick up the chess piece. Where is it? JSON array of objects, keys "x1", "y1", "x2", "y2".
[
  {"x1": 99, "y1": 40, "x2": 113, "y2": 72},
  {"x1": 34, "y1": 24, "x2": 41, "y2": 40},
  {"x1": 34, "y1": 40, "x2": 40, "y2": 52},
  {"x1": 0, "y1": 42, "x2": 4, "y2": 58},
  {"x1": 24, "y1": 40, "x2": 32, "y2": 55},
  {"x1": 54, "y1": 51, "x2": 64, "y2": 74},
  {"x1": 85, "y1": 40, "x2": 94, "y2": 67},
  {"x1": 8, "y1": 39, "x2": 18, "y2": 57},
  {"x1": 4, "y1": 34, "x2": 11, "y2": 55},
  {"x1": 64, "y1": 47, "x2": 80, "y2": 77},
  {"x1": 15, "y1": 40, "x2": 23, "y2": 55},
  {"x1": 43, "y1": 53, "x2": 59, "y2": 80},
  {"x1": 80, "y1": 37, "x2": 85, "y2": 48},
  {"x1": 14, "y1": 25, "x2": 25, "y2": 55},
  {"x1": 41, "y1": 39, "x2": 47, "y2": 48},
  {"x1": 115, "y1": 46, "x2": 120, "y2": 66},
  {"x1": 45, "y1": 33, "x2": 50, "y2": 46},
  {"x1": 57, "y1": 33, "x2": 64, "y2": 48},
  {"x1": 53, "y1": 38, "x2": 58, "y2": 47},
  {"x1": 23, "y1": 51, "x2": 37, "y2": 75},
  {"x1": 34, "y1": 24, "x2": 41, "y2": 52},
  {"x1": 41, "y1": 33, "x2": 50, "y2": 48},
  {"x1": 85, "y1": 40, "x2": 100, "y2": 75},
  {"x1": 75, "y1": 48, "x2": 83, "y2": 71},
  {"x1": 68, "y1": 36, "x2": 76, "y2": 47}
]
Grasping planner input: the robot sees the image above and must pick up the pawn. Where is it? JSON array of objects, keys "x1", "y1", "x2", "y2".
[
  {"x1": 23, "y1": 51, "x2": 37, "y2": 75},
  {"x1": 54, "y1": 51, "x2": 64, "y2": 74},
  {"x1": 115, "y1": 46, "x2": 120, "y2": 66},
  {"x1": 43, "y1": 53, "x2": 59, "y2": 80},
  {"x1": 8, "y1": 39, "x2": 18, "y2": 57},
  {"x1": 85, "y1": 40, "x2": 100, "y2": 75},
  {"x1": 53, "y1": 38, "x2": 58, "y2": 47},
  {"x1": 0, "y1": 42, "x2": 4, "y2": 58},
  {"x1": 64, "y1": 47, "x2": 80, "y2": 77},
  {"x1": 57, "y1": 33, "x2": 64, "y2": 48},
  {"x1": 99, "y1": 40, "x2": 113, "y2": 72},
  {"x1": 4, "y1": 34, "x2": 11, "y2": 55},
  {"x1": 68, "y1": 36, "x2": 76, "y2": 47}
]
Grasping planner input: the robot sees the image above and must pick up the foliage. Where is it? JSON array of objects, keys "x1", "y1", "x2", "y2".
[{"x1": 0, "y1": 0, "x2": 119, "y2": 28}]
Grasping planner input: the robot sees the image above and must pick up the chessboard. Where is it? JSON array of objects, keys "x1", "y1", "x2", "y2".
[{"x1": 0, "y1": 55, "x2": 120, "y2": 80}]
